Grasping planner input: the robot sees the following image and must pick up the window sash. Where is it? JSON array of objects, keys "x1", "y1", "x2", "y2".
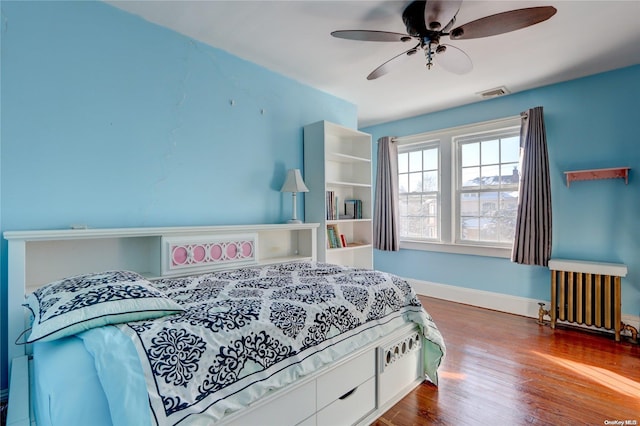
[
  {"x1": 454, "y1": 127, "x2": 520, "y2": 246},
  {"x1": 398, "y1": 141, "x2": 441, "y2": 241}
]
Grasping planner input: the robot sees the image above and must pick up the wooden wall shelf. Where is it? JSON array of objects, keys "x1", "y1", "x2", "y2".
[{"x1": 564, "y1": 167, "x2": 630, "y2": 187}]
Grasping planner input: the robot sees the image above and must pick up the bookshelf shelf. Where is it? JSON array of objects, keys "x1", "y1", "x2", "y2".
[
  {"x1": 327, "y1": 181, "x2": 372, "y2": 188},
  {"x1": 327, "y1": 243, "x2": 372, "y2": 253},
  {"x1": 304, "y1": 121, "x2": 373, "y2": 269},
  {"x1": 327, "y1": 152, "x2": 371, "y2": 164},
  {"x1": 327, "y1": 219, "x2": 371, "y2": 224}
]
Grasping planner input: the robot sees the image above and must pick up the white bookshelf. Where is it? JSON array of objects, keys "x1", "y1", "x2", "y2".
[{"x1": 304, "y1": 121, "x2": 373, "y2": 269}]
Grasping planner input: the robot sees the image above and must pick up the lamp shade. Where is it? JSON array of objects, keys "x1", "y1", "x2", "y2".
[{"x1": 280, "y1": 169, "x2": 309, "y2": 193}]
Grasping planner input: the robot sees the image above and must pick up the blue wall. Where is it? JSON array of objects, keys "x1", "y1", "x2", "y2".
[
  {"x1": 364, "y1": 65, "x2": 640, "y2": 320},
  {"x1": 0, "y1": 1, "x2": 357, "y2": 392}
]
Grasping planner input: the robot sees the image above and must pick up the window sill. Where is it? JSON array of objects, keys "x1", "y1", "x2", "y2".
[{"x1": 399, "y1": 240, "x2": 512, "y2": 258}]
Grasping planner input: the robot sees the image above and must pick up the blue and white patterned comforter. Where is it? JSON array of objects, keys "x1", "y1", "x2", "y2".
[{"x1": 117, "y1": 261, "x2": 446, "y2": 425}]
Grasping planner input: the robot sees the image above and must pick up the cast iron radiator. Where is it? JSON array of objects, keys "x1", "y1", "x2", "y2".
[{"x1": 541, "y1": 259, "x2": 636, "y2": 342}]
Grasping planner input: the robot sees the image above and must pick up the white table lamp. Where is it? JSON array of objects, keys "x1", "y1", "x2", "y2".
[{"x1": 280, "y1": 169, "x2": 309, "y2": 223}]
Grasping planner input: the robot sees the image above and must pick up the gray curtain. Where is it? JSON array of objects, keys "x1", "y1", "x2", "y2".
[
  {"x1": 373, "y1": 136, "x2": 400, "y2": 251},
  {"x1": 511, "y1": 106, "x2": 552, "y2": 266}
]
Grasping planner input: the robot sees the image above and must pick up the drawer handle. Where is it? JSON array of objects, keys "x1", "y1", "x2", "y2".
[{"x1": 338, "y1": 386, "x2": 358, "y2": 400}]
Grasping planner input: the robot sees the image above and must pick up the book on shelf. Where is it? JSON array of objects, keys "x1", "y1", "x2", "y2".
[
  {"x1": 326, "y1": 191, "x2": 341, "y2": 220},
  {"x1": 326, "y1": 224, "x2": 344, "y2": 248},
  {"x1": 344, "y1": 199, "x2": 363, "y2": 219}
]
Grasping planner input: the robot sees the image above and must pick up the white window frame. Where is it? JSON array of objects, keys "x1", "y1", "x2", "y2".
[
  {"x1": 395, "y1": 116, "x2": 521, "y2": 258},
  {"x1": 398, "y1": 141, "x2": 441, "y2": 242}
]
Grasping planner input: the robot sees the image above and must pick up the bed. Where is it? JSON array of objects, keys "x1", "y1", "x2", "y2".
[{"x1": 5, "y1": 224, "x2": 445, "y2": 426}]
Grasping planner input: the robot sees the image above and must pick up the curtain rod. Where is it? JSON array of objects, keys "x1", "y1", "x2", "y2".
[{"x1": 383, "y1": 114, "x2": 521, "y2": 145}]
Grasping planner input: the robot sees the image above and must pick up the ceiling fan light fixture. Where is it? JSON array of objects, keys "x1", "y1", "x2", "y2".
[
  {"x1": 477, "y1": 86, "x2": 510, "y2": 98},
  {"x1": 450, "y1": 27, "x2": 464, "y2": 39}
]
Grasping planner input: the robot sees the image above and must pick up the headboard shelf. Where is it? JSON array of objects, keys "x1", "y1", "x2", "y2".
[{"x1": 4, "y1": 223, "x2": 318, "y2": 368}]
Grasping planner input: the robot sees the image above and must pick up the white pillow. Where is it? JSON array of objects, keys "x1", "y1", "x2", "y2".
[{"x1": 23, "y1": 270, "x2": 183, "y2": 343}]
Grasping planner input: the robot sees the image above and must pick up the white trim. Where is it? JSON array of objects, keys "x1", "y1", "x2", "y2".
[
  {"x1": 548, "y1": 258, "x2": 627, "y2": 277},
  {"x1": 409, "y1": 278, "x2": 544, "y2": 318},
  {"x1": 400, "y1": 240, "x2": 511, "y2": 258},
  {"x1": 3, "y1": 223, "x2": 319, "y2": 241},
  {"x1": 393, "y1": 115, "x2": 521, "y2": 145},
  {"x1": 409, "y1": 278, "x2": 640, "y2": 336}
]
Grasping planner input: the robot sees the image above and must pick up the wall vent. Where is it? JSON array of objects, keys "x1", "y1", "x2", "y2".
[{"x1": 478, "y1": 86, "x2": 510, "y2": 99}]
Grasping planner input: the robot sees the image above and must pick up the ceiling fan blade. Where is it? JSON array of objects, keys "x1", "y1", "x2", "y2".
[
  {"x1": 435, "y1": 44, "x2": 472, "y2": 74},
  {"x1": 424, "y1": 0, "x2": 462, "y2": 32},
  {"x1": 449, "y1": 6, "x2": 557, "y2": 40},
  {"x1": 367, "y1": 44, "x2": 420, "y2": 80},
  {"x1": 331, "y1": 30, "x2": 413, "y2": 42}
]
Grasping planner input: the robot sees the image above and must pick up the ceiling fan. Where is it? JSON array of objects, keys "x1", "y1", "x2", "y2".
[{"x1": 331, "y1": 0, "x2": 557, "y2": 80}]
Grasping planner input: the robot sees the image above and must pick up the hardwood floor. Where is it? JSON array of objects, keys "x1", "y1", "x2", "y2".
[{"x1": 372, "y1": 296, "x2": 640, "y2": 426}]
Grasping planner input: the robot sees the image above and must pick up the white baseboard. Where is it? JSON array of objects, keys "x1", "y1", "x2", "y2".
[{"x1": 409, "y1": 278, "x2": 640, "y2": 338}]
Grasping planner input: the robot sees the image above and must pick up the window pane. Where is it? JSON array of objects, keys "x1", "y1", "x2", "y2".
[
  {"x1": 482, "y1": 139, "x2": 500, "y2": 165},
  {"x1": 423, "y1": 170, "x2": 438, "y2": 191},
  {"x1": 461, "y1": 142, "x2": 479, "y2": 167},
  {"x1": 399, "y1": 194, "x2": 408, "y2": 216},
  {"x1": 409, "y1": 172, "x2": 422, "y2": 192},
  {"x1": 398, "y1": 152, "x2": 408, "y2": 173},
  {"x1": 409, "y1": 151, "x2": 422, "y2": 172},
  {"x1": 421, "y1": 216, "x2": 437, "y2": 239},
  {"x1": 501, "y1": 136, "x2": 520, "y2": 163},
  {"x1": 461, "y1": 217, "x2": 479, "y2": 241},
  {"x1": 399, "y1": 174, "x2": 409, "y2": 194},
  {"x1": 501, "y1": 163, "x2": 520, "y2": 185},
  {"x1": 480, "y1": 192, "x2": 499, "y2": 214},
  {"x1": 423, "y1": 195, "x2": 438, "y2": 217},
  {"x1": 460, "y1": 193, "x2": 479, "y2": 216},
  {"x1": 407, "y1": 194, "x2": 422, "y2": 215},
  {"x1": 461, "y1": 166, "x2": 480, "y2": 188},
  {"x1": 423, "y1": 148, "x2": 438, "y2": 170},
  {"x1": 481, "y1": 165, "x2": 500, "y2": 187},
  {"x1": 405, "y1": 218, "x2": 423, "y2": 239},
  {"x1": 479, "y1": 217, "x2": 500, "y2": 242}
]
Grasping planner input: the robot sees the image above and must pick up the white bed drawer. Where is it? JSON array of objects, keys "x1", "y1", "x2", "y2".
[
  {"x1": 225, "y1": 380, "x2": 316, "y2": 426},
  {"x1": 297, "y1": 414, "x2": 316, "y2": 426},
  {"x1": 316, "y1": 376, "x2": 376, "y2": 426},
  {"x1": 316, "y1": 349, "x2": 375, "y2": 409}
]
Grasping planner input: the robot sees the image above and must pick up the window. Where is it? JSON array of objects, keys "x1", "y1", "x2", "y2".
[
  {"x1": 398, "y1": 143, "x2": 439, "y2": 241},
  {"x1": 456, "y1": 131, "x2": 520, "y2": 245},
  {"x1": 395, "y1": 117, "x2": 521, "y2": 257}
]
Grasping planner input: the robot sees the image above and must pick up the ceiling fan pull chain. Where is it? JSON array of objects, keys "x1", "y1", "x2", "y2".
[{"x1": 424, "y1": 46, "x2": 434, "y2": 70}]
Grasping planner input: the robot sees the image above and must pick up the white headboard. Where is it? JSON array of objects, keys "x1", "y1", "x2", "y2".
[{"x1": 4, "y1": 223, "x2": 318, "y2": 369}]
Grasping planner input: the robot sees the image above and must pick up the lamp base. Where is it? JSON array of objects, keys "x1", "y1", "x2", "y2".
[{"x1": 287, "y1": 219, "x2": 303, "y2": 224}]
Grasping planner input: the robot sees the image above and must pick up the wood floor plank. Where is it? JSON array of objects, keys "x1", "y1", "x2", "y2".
[{"x1": 371, "y1": 296, "x2": 640, "y2": 426}]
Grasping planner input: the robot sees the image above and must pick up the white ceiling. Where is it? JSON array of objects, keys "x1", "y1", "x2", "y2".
[{"x1": 107, "y1": 0, "x2": 640, "y2": 127}]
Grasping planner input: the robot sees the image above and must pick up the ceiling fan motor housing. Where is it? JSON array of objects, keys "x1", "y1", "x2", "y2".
[
  {"x1": 403, "y1": 1, "x2": 431, "y2": 36},
  {"x1": 402, "y1": 1, "x2": 456, "y2": 37}
]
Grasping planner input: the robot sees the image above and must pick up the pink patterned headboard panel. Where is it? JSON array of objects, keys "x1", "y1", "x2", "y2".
[{"x1": 161, "y1": 234, "x2": 258, "y2": 275}]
